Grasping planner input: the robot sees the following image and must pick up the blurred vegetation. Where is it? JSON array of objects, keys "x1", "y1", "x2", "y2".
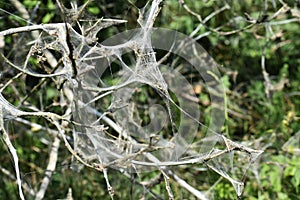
[{"x1": 0, "y1": 0, "x2": 300, "y2": 199}]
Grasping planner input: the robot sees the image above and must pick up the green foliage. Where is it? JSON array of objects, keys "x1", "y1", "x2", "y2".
[
  {"x1": 22, "y1": 0, "x2": 39, "y2": 9},
  {"x1": 87, "y1": 6, "x2": 100, "y2": 15},
  {"x1": 42, "y1": 12, "x2": 55, "y2": 23},
  {"x1": 213, "y1": 182, "x2": 236, "y2": 199},
  {"x1": 254, "y1": 154, "x2": 300, "y2": 200},
  {"x1": 0, "y1": 0, "x2": 300, "y2": 199}
]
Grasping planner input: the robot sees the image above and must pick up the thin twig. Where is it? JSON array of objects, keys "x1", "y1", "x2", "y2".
[
  {"x1": 161, "y1": 170, "x2": 174, "y2": 200},
  {"x1": 9, "y1": 0, "x2": 30, "y2": 20},
  {"x1": 0, "y1": 106, "x2": 25, "y2": 200},
  {"x1": 0, "y1": 23, "x2": 65, "y2": 36},
  {"x1": 35, "y1": 136, "x2": 60, "y2": 200},
  {"x1": 167, "y1": 170, "x2": 208, "y2": 200},
  {"x1": 0, "y1": 166, "x2": 36, "y2": 196},
  {"x1": 103, "y1": 168, "x2": 114, "y2": 200},
  {"x1": 1, "y1": 53, "x2": 67, "y2": 78}
]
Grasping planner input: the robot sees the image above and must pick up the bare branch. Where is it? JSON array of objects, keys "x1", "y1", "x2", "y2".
[
  {"x1": 167, "y1": 170, "x2": 208, "y2": 200},
  {"x1": 35, "y1": 136, "x2": 60, "y2": 200},
  {"x1": 0, "y1": 106, "x2": 25, "y2": 200}
]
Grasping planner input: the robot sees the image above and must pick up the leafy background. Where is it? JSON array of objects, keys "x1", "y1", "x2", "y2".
[{"x1": 0, "y1": 0, "x2": 299, "y2": 199}]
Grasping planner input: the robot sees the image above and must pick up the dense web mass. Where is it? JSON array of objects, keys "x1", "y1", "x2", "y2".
[
  {"x1": 68, "y1": 0, "x2": 263, "y2": 195},
  {"x1": 0, "y1": 0, "x2": 264, "y2": 199},
  {"x1": 71, "y1": 0, "x2": 180, "y2": 169}
]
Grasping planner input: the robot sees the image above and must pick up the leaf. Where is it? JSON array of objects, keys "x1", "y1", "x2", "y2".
[
  {"x1": 269, "y1": 166, "x2": 282, "y2": 192},
  {"x1": 42, "y1": 13, "x2": 55, "y2": 24},
  {"x1": 88, "y1": 7, "x2": 100, "y2": 15},
  {"x1": 291, "y1": 167, "x2": 300, "y2": 191}
]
